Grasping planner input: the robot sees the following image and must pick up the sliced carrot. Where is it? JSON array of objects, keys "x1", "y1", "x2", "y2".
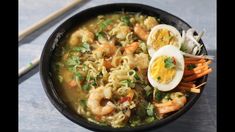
[
  {"x1": 206, "y1": 60, "x2": 212, "y2": 65},
  {"x1": 184, "y1": 57, "x2": 201, "y2": 61},
  {"x1": 193, "y1": 64, "x2": 208, "y2": 71},
  {"x1": 183, "y1": 68, "x2": 212, "y2": 81},
  {"x1": 184, "y1": 69, "x2": 202, "y2": 76},
  {"x1": 185, "y1": 59, "x2": 206, "y2": 64}
]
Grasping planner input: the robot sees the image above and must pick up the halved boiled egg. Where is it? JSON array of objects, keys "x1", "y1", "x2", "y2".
[
  {"x1": 147, "y1": 45, "x2": 184, "y2": 91},
  {"x1": 147, "y1": 24, "x2": 183, "y2": 57}
]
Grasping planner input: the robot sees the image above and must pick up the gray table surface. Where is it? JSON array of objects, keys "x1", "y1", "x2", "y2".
[{"x1": 19, "y1": 0, "x2": 216, "y2": 132}]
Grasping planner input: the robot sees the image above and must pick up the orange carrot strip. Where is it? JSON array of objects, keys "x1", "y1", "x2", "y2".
[
  {"x1": 184, "y1": 57, "x2": 201, "y2": 61},
  {"x1": 193, "y1": 64, "x2": 208, "y2": 71},
  {"x1": 184, "y1": 68, "x2": 212, "y2": 81},
  {"x1": 184, "y1": 69, "x2": 202, "y2": 76},
  {"x1": 185, "y1": 59, "x2": 206, "y2": 64}
]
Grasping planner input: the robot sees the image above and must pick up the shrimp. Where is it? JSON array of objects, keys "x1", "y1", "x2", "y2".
[
  {"x1": 124, "y1": 42, "x2": 139, "y2": 54},
  {"x1": 69, "y1": 28, "x2": 94, "y2": 46},
  {"x1": 154, "y1": 92, "x2": 187, "y2": 114},
  {"x1": 134, "y1": 24, "x2": 149, "y2": 41},
  {"x1": 144, "y1": 16, "x2": 158, "y2": 30},
  {"x1": 96, "y1": 43, "x2": 117, "y2": 57},
  {"x1": 87, "y1": 86, "x2": 115, "y2": 116}
]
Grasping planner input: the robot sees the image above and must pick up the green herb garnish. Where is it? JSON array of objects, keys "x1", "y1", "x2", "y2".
[
  {"x1": 155, "y1": 91, "x2": 167, "y2": 102},
  {"x1": 121, "y1": 16, "x2": 131, "y2": 25},
  {"x1": 145, "y1": 116, "x2": 155, "y2": 123},
  {"x1": 129, "y1": 70, "x2": 140, "y2": 80},
  {"x1": 157, "y1": 76, "x2": 161, "y2": 81},
  {"x1": 79, "y1": 99, "x2": 87, "y2": 108},
  {"x1": 82, "y1": 83, "x2": 91, "y2": 91},
  {"x1": 144, "y1": 85, "x2": 152, "y2": 97},
  {"x1": 75, "y1": 72, "x2": 83, "y2": 80},
  {"x1": 73, "y1": 43, "x2": 90, "y2": 53},
  {"x1": 129, "y1": 117, "x2": 141, "y2": 127},
  {"x1": 187, "y1": 64, "x2": 196, "y2": 70},
  {"x1": 164, "y1": 57, "x2": 176, "y2": 69},
  {"x1": 95, "y1": 31, "x2": 105, "y2": 40},
  {"x1": 146, "y1": 103, "x2": 155, "y2": 116},
  {"x1": 66, "y1": 56, "x2": 80, "y2": 66},
  {"x1": 99, "y1": 19, "x2": 112, "y2": 31},
  {"x1": 121, "y1": 79, "x2": 135, "y2": 88}
]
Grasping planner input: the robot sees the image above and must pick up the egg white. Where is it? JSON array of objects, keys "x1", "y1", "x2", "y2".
[
  {"x1": 147, "y1": 24, "x2": 183, "y2": 57},
  {"x1": 147, "y1": 45, "x2": 184, "y2": 91}
]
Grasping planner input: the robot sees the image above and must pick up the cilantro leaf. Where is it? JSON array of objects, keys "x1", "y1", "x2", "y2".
[
  {"x1": 82, "y1": 83, "x2": 91, "y2": 91},
  {"x1": 155, "y1": 90, "x2": 167, "y2": 102},
  {"x1": 95, "y1": 32, "x2": 105, "y2": 40},
  {"x1": 164, "y1": 57, "x2": 176, "y2": 69},
  {"x1": 187, "y1": 64, "x2": 196, "y2": 70},
  {"x1": 99, "y1": 19, "x2": 112, "y2": 31},
  {"x1": 73, "y1": 43, "x2": 90, "y2": 53},
  {"x1": 121, "y1": 16, "x2": 130, "y2": 25},
  {"x1": 66, "y1": 56, "x2": 80, "y2": 66},
  {"x1": 75, "y1": 72, "x2": 83, "y2": 80}
]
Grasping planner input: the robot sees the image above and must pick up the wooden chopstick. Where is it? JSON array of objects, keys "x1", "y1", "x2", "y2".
[
  {"x1": 19, "y1": 56, "x2": 40, "y2": 77},
  {"x1": 19, "y1": 0, "x2": 82, "y2": 41},
  {"x1": 19, "y1": 0, "x2": 82, "y2": 77}
]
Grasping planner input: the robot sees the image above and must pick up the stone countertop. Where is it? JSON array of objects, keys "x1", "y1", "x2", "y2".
[{"x1": 19, "y1": 0, "x2": 216, "y2": 132}]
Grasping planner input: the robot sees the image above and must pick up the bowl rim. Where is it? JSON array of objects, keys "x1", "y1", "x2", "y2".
[{"x1": 40, "y1": 3, "x2": 208, "y2": 132}]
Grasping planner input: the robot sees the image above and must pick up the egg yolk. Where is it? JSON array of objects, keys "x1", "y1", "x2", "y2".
[
  {"x1": 150, "y1": 56, "x2": 176, "y2": 84},
  {"x1": 152, "y1": 29, "x2": 177, "y2": 50}
]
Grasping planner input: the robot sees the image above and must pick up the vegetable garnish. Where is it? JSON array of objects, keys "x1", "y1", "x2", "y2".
[
  {"x1": 187, "y1": 64, "x2": 196, "y2": 70},
  {"x1": 164, "y1": 57, "x2": 176, "y2": 69},
  {"x1": 146, "y1": 103, "x2": 155, "y2": 116},
  {"x1": 99, "y1": 18, "x2": 112, "y2": 31},
  {"x1": 121, "y1": 16, "x2": 131, "y2": 26},
  {"x1": 73, "y1": 43, "x2": 90, "y2": 53},
  {"x1": 66, "y1": 56, "x2": 80, "y2": 66}
]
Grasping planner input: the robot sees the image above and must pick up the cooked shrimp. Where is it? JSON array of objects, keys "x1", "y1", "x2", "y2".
[
  {"x1": 69, "y1": 28, "x2": 94, "y2": 46},
  {"x1": 134, "y1": 24, "x2": 149, "y2": 41},
  {"x1": 154, "y1": 92, "x2": 186, "y2": 114},
  {"x1": 144, "y1": 16, "x2": 158, "y2": 30},
  {"x1": 87, "y1": 86, "x2": 115, "y2": 116},
  {"x1": 96, "y1": 43, "x2": 117, "y2": 57},
  {"x1": 124, "y1": 42, "x2": 139, "y2": 54}
]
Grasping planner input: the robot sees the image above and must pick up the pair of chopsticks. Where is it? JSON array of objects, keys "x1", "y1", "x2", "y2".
[{"x1": 18, "y1": 0, "x2": 82, "y2": 77}]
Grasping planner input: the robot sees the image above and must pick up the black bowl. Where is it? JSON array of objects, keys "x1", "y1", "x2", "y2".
[{"x1": 40, "y1": 3, "x2": 208, "y2": 132}]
